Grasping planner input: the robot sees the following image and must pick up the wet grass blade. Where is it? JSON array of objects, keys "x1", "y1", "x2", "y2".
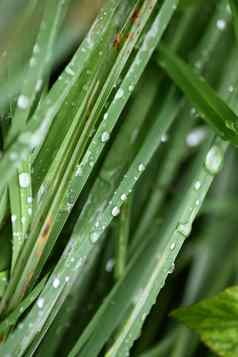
[{"x1": 157, "y1": 44, "x2": 238, "y2": 145}]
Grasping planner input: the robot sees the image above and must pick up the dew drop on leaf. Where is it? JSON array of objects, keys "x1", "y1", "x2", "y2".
[{"x1": 205, "y1": 145, "x2": 223, "y2": 175}]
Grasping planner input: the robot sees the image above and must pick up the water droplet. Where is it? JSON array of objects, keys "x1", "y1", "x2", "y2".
[
  {"x1": 195, "y1": 200, "x2": 200, "y2": 206},
  {"x1": 105, "y1": 258, "x2": 114, "y2": 272},
  {"x1": 28, "y1": 208, "x2": 32, "y2": 216},
  {"x1": 168, "y1": 262, "x2": 175, "y2": 274},
  {"x1": 66, "y1": 66, "x2": 75, "y2": 76},
  {"x1": 29, "y1": 57, "x2": 36, "y2": 67},
  {"x1": 101, "y1": 131, "x2": 110, "y2": 142},
  {"x1": 170, "y1": 242, "x2": 175, "y2": 250},
  {"x1": 27, "y1": 196, "x2": 32, "y2": 204},
  {"x1": 33, "y1": 44, "x2": 40, "y2": 54},
  {"x1": 121, "y1": 193, "x2": 127, "y2": 201},
  {"x1": 11, "y1": 215, "x2": 17, "y2": 223},
  {"x1": 177, "y1": 222, "x2": 192, "y2": 237},
  {"x1": 112, "y1": 206, "x2": 120, "y2": 217},
  {"x1": 37, "y1": 297, "x2": 44, "y2": 309},
  {"x1": 190, "y1": 107, "x2": 197, "y2": 117},
  {"x1": 19, "y1": 172, "x2": 30, "y2": 188},
  {"x1": 35, "y1": 79, "x2": 43, "y2": 92},
  {"x1": 205, "y1": 145, "x2": 223, "y2": 175},
  {"x1": 194, "y1": 181, "x2": 201, "y2": 190},
  {"x1": 17, "y1": 95, "x2": 29, "y2": 110},
  {"x1": 186, "y1": 128, "x2": 206, "y2": 147},
  {"x1": 161, "y1": 134, "x2": 168, "y2": 143},
  {"x1": 216, "y1": 19, "x2": 226, "y2": 31},
  {"x1": 115, "y1": 88, "x2": 124, "y2": 100},
  {"x1": 52, "y1": 277, "x2": 60, "y2": 288},
  {"x1": 138, "y1": 163, "x2": 145, "y2": 172},
  {"x1": 90, "y1": 232, "x2": 99, "y2": 243},
  {"x1": 75, "y1": 166, "x2": 82, "y2": 177}
]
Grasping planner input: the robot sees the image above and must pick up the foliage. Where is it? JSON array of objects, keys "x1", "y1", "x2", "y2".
[{"x1": 0, "y1": 0, "x2": 237, "y2": 356}]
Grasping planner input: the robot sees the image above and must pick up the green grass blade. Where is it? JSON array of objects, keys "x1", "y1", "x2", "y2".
[
  {"x1": 0, "y1": 0, "x2": 120, "y2": 193},
  {"x1": 229, "y1": 0, "x2": 238, "y2": 42},
  {"x1": 157, "y1": 44, "x2": 238, "y2": 145}
]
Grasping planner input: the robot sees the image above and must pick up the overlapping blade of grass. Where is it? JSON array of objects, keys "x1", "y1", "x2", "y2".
[
  {"x1": 29, "y1": 71, "x2": 159, "y2": 356},
  {"x1": 134, "y1": 0, "x2": 232, "y2": 243},
  {"x1": 157, "y1": 44, "x2": 238, "y2": 145},
  {"x1": 32, "y1": 0, "x2": 140, "y2": 186},
  {"x1": 0, "y1": 272, "x2": 7, "y2": 298},
  {"x1": 0, "y1": 0, "x2": 125, "y2": 313},
  {"x1": 69, "y1": 31, "x2": 238, "y2": 357},
  {"x1": 139, "y1": 332, "x2": 177, "y2": 357},
  {"x1": 1, "y1": 1, "x2": 140, "y2": 309},
  {"x1": 32, "y1": 0, "x2": 157, "y2": 204},
  {"x1": 0, "y1": 2, "x2": 180, "y2": 350},
  {"x1": 8, "y1": 0, "x2": 72, "y2": 271},
  {"x1": 35, "y1": 67, "x2": 160, "y2": 346},
  {"x1": 170, "y1": 151, "x2": 238, "y2": 357},
  {"x1": 0, "y1": 0, "x2": 121, "y2": 193},
  {"x1": 69, "y1": 134, "x2": 226, "y2": 357},
  {"x1": 0, "y1": 0, "x2": 40, "y2": 110},
  {"x1": 2, "y1": 75, "x2": 102, "y2": 312},
  {"x1": 0, "y1": 274, "x2": 48, "y2": 334},
  {"x1": 0, "y1": 190, "x2": 8, "y2": 227},
  {"x1": 2, "y1": 0, "x2": 179, "y2": 313},
  {"x1": 8, "y1": 0, "x2": 70, "y2": 141},
  {"x1": 33, "y1": 0, "x2": 159, "y2": 191},
  {"x1": 114, "y1": 198, "x2": 131, "y2": 280},
  {"x1": 229, "y1": 0, "x2": 238, "y2": 41},
  {"x1": 33, "y1": 244, "x2": 102, "y2": 357}
]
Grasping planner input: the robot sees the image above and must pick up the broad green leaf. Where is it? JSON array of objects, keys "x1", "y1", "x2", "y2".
[
  {"x1": 172, "y1": 286, "x2": 238, "y2": 357},
  {"x1": 157, "y1": 44, "x2": 238, "y2": 145}
]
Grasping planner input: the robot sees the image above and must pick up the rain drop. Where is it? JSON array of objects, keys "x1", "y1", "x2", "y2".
[
  {"x1": 52, "y1": 277, "x2": 60, "y2": 288},
  {"x1": 205, "y1": 145, "x2": 223, "y2": 175},
  {"x1": 177, "y1": 222, "x2": 192, "y2": 237},
  {"x1": 101, "y1": 131, "x2": 110, "y2": 142},
  {"x1": 37, "y1": 297, "x2": 45, "y2": 309},
  {"x1": 112, "y1": 206, "x2": 120, "y2": 217},
  {"x1": 17, "y1": 95, "x2": 29, "y2": 110}
]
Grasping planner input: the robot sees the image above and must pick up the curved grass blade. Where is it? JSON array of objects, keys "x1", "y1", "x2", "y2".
[{"x1": 157, "y1": 44, "x2": 238, "y2": 145}]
